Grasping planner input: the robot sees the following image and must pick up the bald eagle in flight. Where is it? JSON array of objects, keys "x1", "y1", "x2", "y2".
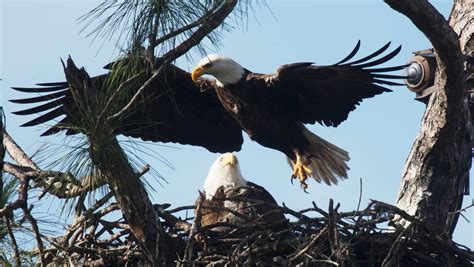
[
  {"x1": 198, "y1": 153, "x2": 284, "y2": 229},
  {"x1": 11, "y1": 41, "x2": 404, "y2": 190}
]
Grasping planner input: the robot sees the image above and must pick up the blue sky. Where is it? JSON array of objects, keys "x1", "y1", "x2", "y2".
[{"x1": 1, "y1": 1, "x2": 472, "y2": 248}]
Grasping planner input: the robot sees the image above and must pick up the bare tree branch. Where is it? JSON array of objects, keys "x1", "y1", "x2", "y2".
[
  {"x1": 23, "y1": 206, "x2": 45, "y2": 265},
  {"x1": 288, "y1": 226, "x2": 328, "y2": 263},
  {"x1": 184, "y1": 194, "x2": 204, "y2": 262},
  {"x1": 3, "y1": 131, "x2": 38, "y2": 169},
  {"x1": 0, "y1": 175, "x2": 29, "y2": 218},
  {"x1": 5, "y1": 216, "x2": 21, "y2": 266},
  {"x1": 3, "y1": 162, "x2": 106, "y2": 199}
]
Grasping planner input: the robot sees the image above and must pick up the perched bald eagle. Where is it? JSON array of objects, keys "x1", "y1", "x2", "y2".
[
  {"x1": 198, "y1": 153, "x2": 284, "y2": 229},
  {"x1": 11, "y1": 41, "x2": 404, "y2": 189}
]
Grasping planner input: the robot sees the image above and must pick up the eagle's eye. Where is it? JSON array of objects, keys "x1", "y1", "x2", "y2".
[{"x1": 203, "y1": 62, "x2": 213, "y2": 68}]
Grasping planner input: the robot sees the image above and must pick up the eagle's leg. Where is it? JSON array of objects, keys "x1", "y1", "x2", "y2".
[{"x1": 290, "y1": 152, "x2": 313, "y2": 191}]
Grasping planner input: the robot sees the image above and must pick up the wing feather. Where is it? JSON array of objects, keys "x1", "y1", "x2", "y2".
[
  {"x1": 11, "y1": 83, "x2": 68, "y2": 93},
  {"x1": 9, "y1": 91, "x2": 66, "y2": 104},
  {"x1": 11, "y1": 63, "x2": 243, "y2": 153},
  {"x1": 332, "y1": 40, "x2": 361, "y2": 65},
  {"x1": 20, "y1": 107, "x2": 65, "y2": 127},
  {"x1": 352, "y1": 45, "x2": 401, "y2": 68},
  {"x1": 341, "y1": 42, "x2": 391, "y2": 66},
  {"x1": 367, "y1": 65, "x2": 408, "y2": 73},
  {"x1": 12, "y1": 97, "x2": 65, "y2": 115},
  {"x1": 267, "y1": 42, "x2": 405, "y2": 127}
]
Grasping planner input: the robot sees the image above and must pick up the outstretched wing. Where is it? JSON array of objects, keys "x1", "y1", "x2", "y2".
[
  {"x1": 11, "y1": 64, "x2": 243, "y2": 153},
  {"x1": 266, "y1": 41, "x2": 405, "y2": 127}
]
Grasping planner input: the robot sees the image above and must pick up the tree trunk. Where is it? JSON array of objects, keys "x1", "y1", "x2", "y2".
[
  {"x1": 91, "y1": 136, "x2": 168, "y2": 265},
  {"x1": 63, "y1": 58, "x2": 169, "y2": 265},
  {"x1": 447, "y1": 0, "x2": 474, "y2": 234},
  {"x1": 385, "y1": 0, "x2": 472, "y2": 236}
]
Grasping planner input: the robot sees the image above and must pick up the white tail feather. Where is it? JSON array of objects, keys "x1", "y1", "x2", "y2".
[{"x1": 289, "y1": 126, "x2": 350, "y2": 185}]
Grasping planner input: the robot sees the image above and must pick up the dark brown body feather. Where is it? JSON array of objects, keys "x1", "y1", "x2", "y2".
[
  {"x1": 216, "y1": 75, "x2": 308, "y2": 157},
  {"x1": 199, "y1": 181, "x2": 285, "y2": 229}
]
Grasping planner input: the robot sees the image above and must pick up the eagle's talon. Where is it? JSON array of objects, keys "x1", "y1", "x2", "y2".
[
  {"x1": 290, "y1": 175, "x2": 296, "y2": 185},
  {"x1": 291, "y1": 153, "x2": 313, "y2": 191},
  {"x1": 300, "y1": 181, "x2": 309, "y2": 193}
]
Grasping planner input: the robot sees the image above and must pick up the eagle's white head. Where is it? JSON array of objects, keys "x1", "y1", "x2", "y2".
[
  {"x1": 203, "y1": 153, "x2": 247, "y2": 199},
  {"x1": 192, "y1": 54, "x2": 245, "y2": 87}
]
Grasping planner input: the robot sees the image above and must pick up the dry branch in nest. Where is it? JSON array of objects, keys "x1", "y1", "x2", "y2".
[
  {"x1": 22, "y1": 193, "x2": 472, "y2": 266},
  {"x1": 168, "y1": 198, "x2": 473, "y2": 266}
]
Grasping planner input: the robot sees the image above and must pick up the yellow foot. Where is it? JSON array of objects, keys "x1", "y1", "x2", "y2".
[{"x1": 290, "y1": 154, "x2": 312, "y2": 192}]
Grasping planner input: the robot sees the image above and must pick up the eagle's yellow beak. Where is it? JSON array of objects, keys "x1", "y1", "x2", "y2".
[
  {"x1": 191, "y1": 66, "x2": 204, "y2": 82},
  {"x1": 222, "y1": 153, "x2": 237, "y2": 166}
]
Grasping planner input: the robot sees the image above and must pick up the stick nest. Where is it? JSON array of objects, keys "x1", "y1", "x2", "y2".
[{"x1": 38, "y1": 196, "x2": 473, "y2": 266}]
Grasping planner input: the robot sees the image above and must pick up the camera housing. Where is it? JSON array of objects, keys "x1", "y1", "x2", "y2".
[{"x1": 405, "y1": 49, "x2": 437, "y2": 103}]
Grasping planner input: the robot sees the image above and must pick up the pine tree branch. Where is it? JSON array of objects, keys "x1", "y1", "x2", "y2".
[
  {"x1": 23, "y1": 205, "x2": 45, "y2": 265},
  {"x1": 5, "y1": 216, "x2": 21, "y2": 266},
  {"x1": 3, "y1": 162, "x2": 106, "y2": 199},
  {"x1": 3, "y1": 131, "x2": 38, "y2": 169},
  {"x1": 108, "y1": 0, "x2": 238, "y2": 120},
  {"x1": 0, "y1": 175, "x2": 29, "y2": 218}
]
